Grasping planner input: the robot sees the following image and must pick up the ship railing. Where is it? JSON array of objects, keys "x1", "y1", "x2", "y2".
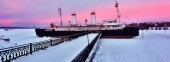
[{"x1": 0, "y1": 32, "x2": 88, "y2": 62}]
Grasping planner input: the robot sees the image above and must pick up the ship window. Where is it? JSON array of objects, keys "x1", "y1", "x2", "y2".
[{"x1": 116, "y1": 25, "x2": 119, "y2": 27}]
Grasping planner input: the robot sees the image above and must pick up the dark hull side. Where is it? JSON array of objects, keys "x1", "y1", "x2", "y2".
[
  {"x1": 35, "y1": 27, "x2": 139, "y2": 38},
  {"x1": 101, "y1": 27, "x2": 139, "y2": 38}
]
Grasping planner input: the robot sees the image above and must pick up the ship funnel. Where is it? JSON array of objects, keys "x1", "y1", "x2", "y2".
[
  {"x1": 91, "y1": 11, "x2": 96, "y2": 25},
  {"x1": 50, "y1": 23, "x2": 56, "y2": 28},
  {"x1": 71, "y1": 13, "x2": 77, "y2": 25}
]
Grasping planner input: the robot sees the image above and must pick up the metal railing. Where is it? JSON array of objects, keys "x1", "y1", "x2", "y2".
[
  {"x1": 0, "y1": 32, "x2": 88, "y2": 62},
  {"x1": 72, "y1": 33, "x2": 101, "y2": 62}
]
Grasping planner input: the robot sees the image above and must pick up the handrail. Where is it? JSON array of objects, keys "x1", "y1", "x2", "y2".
[
  {"x1": 86, "y1": 33, "x2": 102, "y2": 62},
  {"x1": 72, "y1": 33, "x2": 101, "y2": 62},
  {"x1": 0, "y1": 32, "x2": 88, "y2": 62}
]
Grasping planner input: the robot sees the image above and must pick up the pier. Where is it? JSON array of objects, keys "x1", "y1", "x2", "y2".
[{"x1": 0, "y1": 33, "x2": 101, "y2": 62}]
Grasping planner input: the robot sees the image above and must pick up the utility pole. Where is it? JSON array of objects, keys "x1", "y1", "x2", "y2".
[{"x1": 58, "y1": 7, "x2": 62, "y2": 27}]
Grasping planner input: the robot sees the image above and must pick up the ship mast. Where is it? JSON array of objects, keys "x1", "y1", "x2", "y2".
[
  {"x1": 115, "y1": 0, "x2": 121, "y2": 23},
  {"x1": 58, "y1": 7, "x2": 63, "y2": 27}
]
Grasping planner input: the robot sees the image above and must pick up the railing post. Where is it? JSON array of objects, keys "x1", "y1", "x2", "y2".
[
  {"x1": 30, "y1": 43, "x2": 33, "y2": 55},
  {"x1": 69, "y1": 36, "x2": 71, "y2": 41},
  {"x1": 61, "y1": 37, "x2": 64, "y2": 42},
  {"x1": 50, "y1": 39, "x2": 53, "y2": 46}
]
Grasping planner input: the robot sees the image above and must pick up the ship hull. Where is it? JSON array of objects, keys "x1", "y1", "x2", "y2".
[
  {"x1": 35, "y1": 27, "x2": 139, "y2": 38},
  {"x1": 101, "y1": 27, "x2": 139, "y2": 38}
]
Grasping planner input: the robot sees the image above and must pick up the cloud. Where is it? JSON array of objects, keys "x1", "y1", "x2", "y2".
[
  {"x1": 0, "y1": 0, "x2": 22, "y2": 12},
  {"x1": 0, "y1": 19, "x2": 14, "y2": 25}
]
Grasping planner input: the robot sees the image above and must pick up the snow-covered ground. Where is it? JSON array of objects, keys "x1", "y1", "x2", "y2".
[
  {"x1": 12, "y1": 33, "x2": 98, "y2": 62},
  {"x1": 1, "y1": 29, "x2": 170, "y2": 62},
  {"x1": 0, "y1": 29, "x2": 53, "y2": 49},
  {"x1": 92, "y1": 30, "x2": 170, "y2": 62}
]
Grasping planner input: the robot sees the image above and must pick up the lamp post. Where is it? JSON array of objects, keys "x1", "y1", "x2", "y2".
[
  {"x1": 87, "y1": 30, "x2": 90, "y2": 53},
  {"x1": 164, "y1": 22, "x2": 166, "y2": 33}
]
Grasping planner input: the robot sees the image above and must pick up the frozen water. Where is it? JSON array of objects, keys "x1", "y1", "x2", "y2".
[
  {"x1": 0, "y1": 29, "x2": 53, "y2": 49},
  {"x1": 92, "y1": 30, "x2": 170, "y2": 62}
]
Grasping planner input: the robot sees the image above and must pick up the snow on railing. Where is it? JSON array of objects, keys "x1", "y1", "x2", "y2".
[
  {"x1": 86, "y1": 33, "x2": 102, "y2": 62},
  {"x1": 72, "y1": 33, "x2": 101, "y2": 62},
  {"x1": 0, "y1": 32, "x2": 88, "y2": 62}
]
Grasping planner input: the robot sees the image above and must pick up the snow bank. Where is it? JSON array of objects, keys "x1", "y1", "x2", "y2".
[
  {"x1": 92, "y1": 30, "x2": 170, "y2": 62},
  {"x1": 13, "y1": 33, "x2": 98, "y2": 62}
]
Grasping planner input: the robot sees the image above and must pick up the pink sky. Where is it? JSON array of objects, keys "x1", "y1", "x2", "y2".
[
  {"x1": 0, "y1": 0, "x2": 170, "y2": 27},
  {"x1": 0, "y1": 19, "x2": 14, "y2": 25}
]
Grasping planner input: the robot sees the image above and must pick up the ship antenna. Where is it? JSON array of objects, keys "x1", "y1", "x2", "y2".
[
  {"x1": 58, "y1": 7, "x2": 63, "y2": 27},
  {"x1": 115, "y1": 0, "x2": 121, "y2": 23}
]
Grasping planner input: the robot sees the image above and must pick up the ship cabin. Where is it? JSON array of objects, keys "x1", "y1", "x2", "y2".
[{"x1": 102, "y1": 20, "x2": 125, "y2": 30}]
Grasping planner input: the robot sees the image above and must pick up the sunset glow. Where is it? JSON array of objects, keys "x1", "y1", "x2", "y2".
[
  {"x1": 0, "y1": 19, "x2": 14, "y2": 25},
  {"x1": 0, "y1": 0, "x2": 170, "y2": 26}
]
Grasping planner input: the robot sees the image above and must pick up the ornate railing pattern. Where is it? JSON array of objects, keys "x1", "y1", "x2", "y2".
[{"x1": 0, "y1": 32, "x2": 87, "y2": 62}]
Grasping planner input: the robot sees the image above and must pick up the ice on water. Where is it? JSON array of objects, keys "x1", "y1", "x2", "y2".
[
  {"x1": 92, "y1": 30, "x2": 170, "y2": 62},
  {"x1": 0, "y1": 29, "x2": 53, "y2": 49}
]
